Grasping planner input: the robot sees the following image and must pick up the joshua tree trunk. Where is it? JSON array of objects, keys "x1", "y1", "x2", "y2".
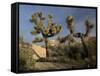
[
  {"x1": 44, "y1": 37, "x2": 49, "y2": 57},
  {"x1": 80, "y1": 36, "x2": 88, "y2": 58},
  {"x1": 80, "y1": 36, "x2": 91, "y2": 67}
]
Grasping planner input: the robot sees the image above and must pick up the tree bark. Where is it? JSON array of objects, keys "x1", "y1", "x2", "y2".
[
  {"x1": 44, "y1": 37, "x2": 49, "y2": 57},
  {"x1": 80, "y1": 36, "x2": 88, "y2": 58}
]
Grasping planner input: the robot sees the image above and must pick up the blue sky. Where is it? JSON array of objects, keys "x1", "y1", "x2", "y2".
[{"x1": 19, "y1": 4, "x2": 96, "y2": 44}]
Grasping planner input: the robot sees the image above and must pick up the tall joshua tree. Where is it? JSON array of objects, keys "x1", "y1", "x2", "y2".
[
  {"x1": 30, "y1": 12, "x2": 61, "y2": 57},
  {"x1": 73, "y1": 19, "x2": 94, "y2": 60},
  {"x1": 78, "y1": 20, "x2": 94, "y2": 67},
  {"x1": 66, "y1": 16, "x2": 94, "y2": 61}
]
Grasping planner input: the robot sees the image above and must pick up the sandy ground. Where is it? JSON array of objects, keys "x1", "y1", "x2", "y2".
[{"x1": 34, "y1": 62, "x2": 79, "y2": 70}]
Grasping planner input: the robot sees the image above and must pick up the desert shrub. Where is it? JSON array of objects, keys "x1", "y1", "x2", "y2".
[
  {"x1": 46, "y1": 37, "x2": 96, "y2": 66},
  {"x1": 19, "y1": 47, "x2": 36, "y2": 70},
  {"x1": 82, "y1": 38, "x2": 96, "y2": 66}
]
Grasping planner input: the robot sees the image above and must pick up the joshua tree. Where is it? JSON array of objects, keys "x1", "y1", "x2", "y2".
[
  {"x1": 65, "y1": 16, "x2": 94, "y2": 62},
  {"x1": 30, "y1": 12, "x2": 61, "y2": 57},
  {"x1": 66, "y1": 16, "x2": 75, "y2": 43},
  {"x1": 73, "y1": 19, "x2": 94, "y2": 64},
  {"x1": 57, "y1": 16, "x2": 75, "y2": 44},
  {"x1": 65, "y1": 16, "x2": 76, "y2": 60},
  {"x1": 74, "y1": 20, "x2": 94, "y2": 67}
]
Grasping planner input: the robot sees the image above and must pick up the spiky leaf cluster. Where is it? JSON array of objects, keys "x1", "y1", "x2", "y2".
[
  {"x1": 30, "y1": 12, "x2": 62, "y2": 40},
  {"x1": 66, "y1": 16, "x2": 94, "y2": 38}
]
